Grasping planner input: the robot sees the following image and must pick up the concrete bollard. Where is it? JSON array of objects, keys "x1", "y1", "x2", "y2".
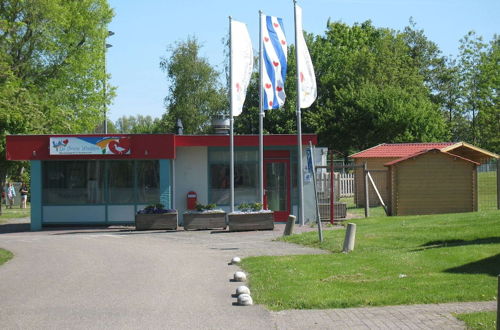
[
  {"x1": 497, "y1": 275, "x2": 499, "y2": 330},
  {"x1": 283, "y1": 215, "x2": 296, "y2": 236},
  {"x1": 342, "y1": 223, "x2": 356, "y2": 253}
]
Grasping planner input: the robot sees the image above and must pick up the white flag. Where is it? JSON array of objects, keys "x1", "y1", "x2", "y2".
[
  {"x1": 296, "y1": 5, "x2": 316, "y2": 108},
  {"x1": 231, "y1": 20, "x2": 253, "y2": 117},
  {"x1": 261, "y1": 15, "x2": 287, "y2": 110}
]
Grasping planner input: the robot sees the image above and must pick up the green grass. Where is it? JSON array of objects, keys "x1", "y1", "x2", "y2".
[
  {"x1": 455, "y1": 311, "x2": 497, "y2": 330},
  {"x1": 339, "y1": 196, "x2": 387, "y2": 218},
  {"x1": 478, "y1": 171, "x2": 498, "y2": 211},
  {"x1": 240, "y1": 210, "x2": 500, "y2": 310},
  {"x1": 0, "y1": 248, "x2": 13, "y2": 266},
  {"x1": 0, "y1": 205, "x2": 30, "y2": 223}
]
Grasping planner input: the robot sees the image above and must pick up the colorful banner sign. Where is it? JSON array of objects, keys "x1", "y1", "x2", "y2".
[{"x1": 49, "y1": 137, "x2": 131, "y2": 155}]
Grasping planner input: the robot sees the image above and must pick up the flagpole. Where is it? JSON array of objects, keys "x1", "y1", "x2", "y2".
[
  {"x1": 258, "y1": 10, "x2": 264, "y2": 208},
  {"x1": 229, "y1": 16, "x2": 235, "y2": 213},
  {"x1": 294, "y1": 0, "x2": 305, "y2": 226}
]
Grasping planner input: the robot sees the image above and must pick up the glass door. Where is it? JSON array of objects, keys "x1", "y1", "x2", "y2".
[{"x1": 264, "y1": 158, "x2": 290, "y2": 221}]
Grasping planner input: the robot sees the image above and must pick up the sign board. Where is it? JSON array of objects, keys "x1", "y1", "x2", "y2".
[
  {"x1": 306, "y1": 147, "x2": 313, "y2": 173},
  {"x1": 49, "y1": 137, "x2": 131, "y2": 155}
]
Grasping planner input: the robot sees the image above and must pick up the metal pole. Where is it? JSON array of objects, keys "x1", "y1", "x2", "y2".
[
  {"x1": 330, "y1": 152, "x2": 334, "y2": 224},
  {"x1": 497, "y1": 275, "x2": 500, "y2": 330},
  {"x1": 309, "y1": 141, "x2": 323, "y2": 242},
  {"x1": 259, "y1": 11, "x2": 265, "y2": 208},
  {"x1": 229, "y1": 17, "x2": 235, "y2": 213},
  {"x1": 294, "y1": 1, "x2": 305, "y2": 226},
  {"x1": 103, "y1": 44, "x2": 107, "y2": 134},
  {"x1": 364, "y1": 162, "x2": 370, "y2": 218},
  {"x1": 497, "y1": 160, "x2": 499, "y2": 210}
]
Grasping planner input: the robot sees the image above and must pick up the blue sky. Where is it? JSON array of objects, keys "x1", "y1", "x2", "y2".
[{"x1": 106, "y1": 0, "x2": 499, "y2": 122}]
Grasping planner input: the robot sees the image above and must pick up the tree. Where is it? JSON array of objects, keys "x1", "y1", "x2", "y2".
[
  {"x1": 304, "y1": 21, "x2": 447, "y2": 155},
  {"x1": 457, "y1": 31, "x2": 488, "y2": 145},
  {"x1": 476, "y1": 35, "x2": 500, "y2": 153},
  {"x1": 0, "y1": 0, "x2": 114, "y2": 213},
  {"x1": 158, "y1": 37, "x2": 227, "y2": 134},
  {"x1": 114, "y1": 115, "x2": 160, "y2": 133}
]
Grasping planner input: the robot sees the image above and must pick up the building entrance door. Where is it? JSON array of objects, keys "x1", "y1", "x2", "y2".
[{"x1": 264, "y1": 151, "x2": 290, "y2": 222}]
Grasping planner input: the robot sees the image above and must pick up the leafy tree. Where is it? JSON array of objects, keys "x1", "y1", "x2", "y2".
[
  {"x1": 0, "y1": 0, "x2": 114, "y2": 213},
  {"x1": 457, "y1": 31, "x2": 487, "y2": 145},
  {"x1": 158, "y1": 37, "x2": 228, "y2": 134},
  {"x1": 115, "y1": 115, "x2": 160, "y2": 133},
  {"x1": 476, "y1": 35, "x2": 500, "y2": 153},
  {"x1": 304, "y1": 21, "x2": 447, "y2": 155}
]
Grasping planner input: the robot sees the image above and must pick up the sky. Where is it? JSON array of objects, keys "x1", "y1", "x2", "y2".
[{"x1": 106, "y1": 0, "x2": 499, "y2": 122}]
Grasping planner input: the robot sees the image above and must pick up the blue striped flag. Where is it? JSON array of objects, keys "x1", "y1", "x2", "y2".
[{"x1": 261, "y1": 15, "x2": 287, "y2": 110}]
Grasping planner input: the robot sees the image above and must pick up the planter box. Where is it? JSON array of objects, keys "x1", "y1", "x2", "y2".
[
  {"x1": 183, "y1": 212, "x2": 227, "y2": 230},
  {"x1": 135, "y1": 212, "x2": 178, "y2": 230},
  {"x1": 228, "y1": 212, "x2": 274, "y2": 231}
]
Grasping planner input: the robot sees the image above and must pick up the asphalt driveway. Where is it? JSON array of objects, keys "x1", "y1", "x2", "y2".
[{"x1": 0, "y1": 220, "x2": 325, "y2": 329}]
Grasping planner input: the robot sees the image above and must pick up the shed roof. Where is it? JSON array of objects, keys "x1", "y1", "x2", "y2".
[
  {"x1": 350, "y1": 143, "x2": 455, "y2": 158},
  {"x1": 384, "y1": 149, "x2": 480, "y2": 167}
]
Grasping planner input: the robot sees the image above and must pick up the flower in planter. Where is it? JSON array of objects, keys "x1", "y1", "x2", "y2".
[
  {"x1": 235, "y1": 202, "x2": 271, "y2": 214},
  {"x1": 137, "y1": 203, "x2": 176, "y2": 214},
  {"x1": 185, "y1": 203, "x2": 225, "y2": 214}
]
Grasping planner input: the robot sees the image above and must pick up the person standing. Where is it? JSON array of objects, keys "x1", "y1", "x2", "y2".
[
  {"x1": 20, "y1": 182, "x2": 28, "y2": 209},
  {"x1": 7, "y1": 182, "x2": 16, "y2": 209}
]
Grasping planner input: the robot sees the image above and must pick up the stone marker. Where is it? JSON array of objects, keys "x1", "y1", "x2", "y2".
[
  {"x1": 342, "y1": 223, "x2": 356, "y2": 252},
  {"x1": 234, "y1": 271, "x2": 247, "y2": 282},
  {"x1": 236, "y1": 285, "x2": 250, "y2": 295},
  {"x1": 237, "y1": 294, "x2": 253, "y2": 306},
  {"x1": 283, "y1": 215, "x2": 296, "y2": 236},
  {"x1": 231, "y1": 257, "x2": 241, "y2": 265}
]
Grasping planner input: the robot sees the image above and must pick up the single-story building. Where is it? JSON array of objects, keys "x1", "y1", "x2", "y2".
[
  {"x1": 6, "y1": 133, "x2": 321, "y2": 230},
  {"x1": 350, "y1": 142, "x2": 498, "y2": 210},
  {"x1": 385, "y1": 149, "x2": 479, "y2": 215}
]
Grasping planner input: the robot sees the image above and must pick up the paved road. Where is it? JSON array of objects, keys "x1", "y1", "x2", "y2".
[
  {"x1": 0, "y1": 222, "x2": 324, "y2": 329},
  {"x1": 0, "y1": 221, "x2": 496, "y2": 329}
]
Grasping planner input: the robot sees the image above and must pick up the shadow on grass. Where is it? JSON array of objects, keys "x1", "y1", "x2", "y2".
[
  {"x1": 445, "y1": 253, "x2": 500, "y2": 277},
  {"x1": 415, "y1": 237, "x2": 500, "y2": 250}
]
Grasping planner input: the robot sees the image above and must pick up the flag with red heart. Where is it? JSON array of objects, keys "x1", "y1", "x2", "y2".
[{"x1": 261, "y1": 14, "x2": 287, "y2": 110}]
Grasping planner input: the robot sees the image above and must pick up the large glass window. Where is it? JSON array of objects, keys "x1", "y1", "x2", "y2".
[
  {"x1": 43, "y1": 160, "x2": 160, "y2": 205},
  {"x1": 43, "y1": 161, "x2": 104, "y2": 204},
  {"x1": 108, "y1": 161, "x2": 134, "y2": 203},
  {"x1": 208, "y1": 149, "x2": 259, "y2": 205},
  {"x1": 137, "y1": 160, "x2": 160, "y2": 203}
]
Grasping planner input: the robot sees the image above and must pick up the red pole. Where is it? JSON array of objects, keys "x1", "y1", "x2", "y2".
[{"x1": 330, "y1": 152, "x2": 334, "y2": 224}]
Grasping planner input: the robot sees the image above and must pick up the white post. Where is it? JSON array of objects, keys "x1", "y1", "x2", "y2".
[
  {"x1": 343, "y1": 223, "x2": 356, "y2": 252},
  {"x1": 294, "y1": 1, "x2": 304, "y2": 226},
  {"x1": 229, "y1": 16, "x2": 235, "y2": 213},
  {"x1": 258, "y1": 11, "x2": 265, "y2": 208}
]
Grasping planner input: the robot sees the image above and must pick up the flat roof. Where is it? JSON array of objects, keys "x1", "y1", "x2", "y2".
[{"x1": 6, "y1": 134, "x2": 317, "y2": 161}]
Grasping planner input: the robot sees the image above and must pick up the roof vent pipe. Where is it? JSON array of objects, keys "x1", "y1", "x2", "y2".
[
  {"x1": 212, "y1": 118, "x2": 230, "y2": 135},
  {"x1": 176, "y1": 119, "x2": 183, "y2": 135}
]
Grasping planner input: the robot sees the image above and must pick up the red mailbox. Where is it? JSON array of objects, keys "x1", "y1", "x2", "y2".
[{"x1": 187, "y1": 191, "x2": 197, "y2": 210}]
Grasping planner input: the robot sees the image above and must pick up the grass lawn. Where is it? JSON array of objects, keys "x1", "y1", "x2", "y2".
[
  {"x1": 240, "y1": 210, "x2": 500, "y2": 310},
  {"x1": 478, "y1": 171, "x2": 498, "y2": 211},
  {"x1": 455, "y1": 311, "x2": 497, "y2": 330},
  {"x1": 339, "y1": 196, "x2": 387, "y2": 218},
  {"x1": 0, "y1": 248, "x2": 13, "y2": 266},
  {"x1": 0, "y1": 205, "x2": 30, "y2": 223}
]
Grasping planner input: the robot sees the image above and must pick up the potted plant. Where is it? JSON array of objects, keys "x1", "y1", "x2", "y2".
[
  {"x1": 228, "y1": 203, "x2": 274, "y2": 231},
  {"x1": 135, "y1": 203, "x2": 178, "y2": 230},
  {"x1": 183, "y1": 203, "x2": 226, "y2": 230}
]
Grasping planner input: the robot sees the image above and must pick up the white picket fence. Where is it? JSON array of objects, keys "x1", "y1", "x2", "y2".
[
  {"x1": 339, "y1": 173, "x2": 354, "y2": 197},
  {"x1": 315, "y1": 172, "x2": 354, "y2": 198}
]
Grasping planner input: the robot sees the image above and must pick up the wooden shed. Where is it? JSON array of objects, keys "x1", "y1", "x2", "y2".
[
  {"x1": 350, "y1": 142, "x2": 498, "y2": 208},
  {"x1": 385, "y1": 149, "x2": 479, "y2": 216}
]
